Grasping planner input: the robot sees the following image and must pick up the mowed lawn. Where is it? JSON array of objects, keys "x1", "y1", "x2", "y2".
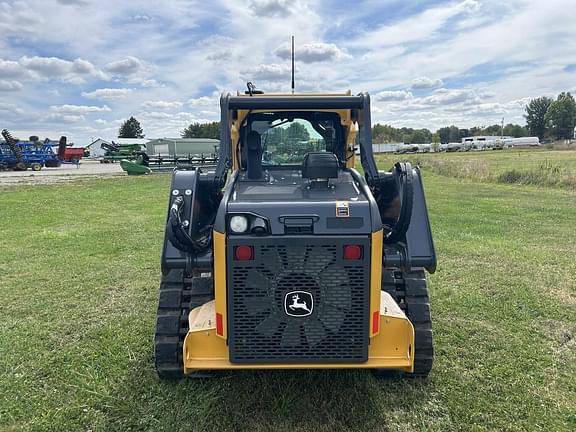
[{"x1": 1, "y1": 162, "x2": 575, "y2": 431}]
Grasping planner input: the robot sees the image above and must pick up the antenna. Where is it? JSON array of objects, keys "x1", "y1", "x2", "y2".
[{"x1": 291, "y1": 35, "x2": 295, "y2": 94}]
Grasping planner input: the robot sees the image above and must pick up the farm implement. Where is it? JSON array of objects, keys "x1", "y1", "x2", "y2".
[{"x1": 0, "y1": 129, "x2": 63, "y2": 171}]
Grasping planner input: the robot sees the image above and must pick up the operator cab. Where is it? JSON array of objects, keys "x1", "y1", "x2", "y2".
[
  {"x1": 229, "y1": 110, "x2": 374, "y2": 236},
  {"x1": 237, "y1": 111, "x2": 347, "y2": 180}
]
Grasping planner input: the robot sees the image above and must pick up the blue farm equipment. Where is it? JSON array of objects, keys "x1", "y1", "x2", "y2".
[{"x1": 0, "y1": 129, "x2": 63, "y2": 171}]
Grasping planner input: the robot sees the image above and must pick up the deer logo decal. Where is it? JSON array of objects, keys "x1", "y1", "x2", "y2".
[{"x1": 284, "y1": 291, "x2": 313, "y2": 317}]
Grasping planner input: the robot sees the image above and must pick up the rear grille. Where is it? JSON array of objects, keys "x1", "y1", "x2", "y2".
[{"x1": 228, "y1": 236, "x2": 369, "y2": 363}]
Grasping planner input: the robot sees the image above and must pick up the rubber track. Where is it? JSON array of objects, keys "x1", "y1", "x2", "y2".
[
  {"x1": 154, "y1": 269, "x2": 214, "y2": 379},
  {"x1": 382, "y1": 269, "x2": 434, "y2": 377}
]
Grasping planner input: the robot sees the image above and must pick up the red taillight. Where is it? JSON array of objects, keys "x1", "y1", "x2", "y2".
[
  {"x1": 372, "y1": 311, "x2": 380, "y2": 334},
  {"x1": 216, "y1": 312, "x2": 223, "y2": 336},
  {"x1": 343, "y1": 244, "x2": 363, "y2": 260},
  {"x1": 234, "y1": 245, "x2": 253, "y2": 261}
]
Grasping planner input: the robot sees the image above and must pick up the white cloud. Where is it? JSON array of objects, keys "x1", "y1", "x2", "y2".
[
  {"x1": 0, "y1": 102, "x2": 23, "y2": 114},
  {"x1": 206, "y1": 50, "x2": 232, "y2": 62},
  {"x1": 274, "y1": 42, "x2": 350, "y2": 63},
  {"x1": 248, "y1": 0, "x2": 294, "y2": 18},
  {"x1": 1, "y1": 56, "x2": 108, "y2": 83},
  {"x1": 0, "y1": 1, "x2": 44, "y2": 36},
  {"x1": 411, "y1": 77, "x2": 444, "y2": 90},
  {"x1": 241, "y1": 63, "x2": 292, "y2": 81},
  {"x1": 57, "y1": 0, "x2": 89, "y2": 5},
  {"x1": 19, "y1": 56, "x2": 71, "y2": 76},
  {"x1": 0, "y1": 59, "x2": 27, "y2": 79},
  {"x1": 104, "y1": 56, "x2": 146, "y2": 75},
  {"x1": 188, "y1": 96, "x2": 218, "y2": 107},
  {"x1": 130, "y1": 14, "x2": 152, "y2": 22},
  {"x1": 141, "y1": 100, "x2": 183, "y2": 109},
  {"x1": 81, "y1": 88, "x2": 133, "y2": 100},
  {"x1": 375, "y1": 90, "x2": 413, "y2": 101},
  {"x1": 139, "y1": 79, "x2": 162, "y2": 88},
  {"x1": 421, "y1": 88, "x2": 483, "y2": 105},
  {"x1": 50, "y1": 104, "x2": 111, "y2": 114},
  {"x1": 45, "y1": 113, "x2": 85, "y2": 123},
  {"x1": 139, "y1": 111, "x2": 174, "y2": 120},
  {"x1": 72, "y1": 58, "x2": 108, "y2": 80},
  {"x1": 349, "y1": 0, "x2": 480, "y2": 48},
  {"x1": 1, "y1": 0, "x2": 575, "y2": 140},
  {"x1": 0, "y1": 80, "x2": 23, "y2": 91}
]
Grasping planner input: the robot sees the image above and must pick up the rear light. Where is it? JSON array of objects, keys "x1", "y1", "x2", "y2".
[
  {"x1": 372, "y1": 311, "x2": 380, "y2": 334},
  {"x1": 343, "y1": 244, "x2": 363, "y2": 260},
  {"x1": 234, "y1": 245, "x2": 253, "y2": 261},
  {"x1": 216, "y1": 312, "x2": 223, "y2": 336}
]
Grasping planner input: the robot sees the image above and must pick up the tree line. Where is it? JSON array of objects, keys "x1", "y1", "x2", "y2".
[
  {"x1": 364, "y1": 123, "x2": 529, "y2": 144},
  {"x1": 118, "y1": 118, "x2": 530, "y2": 143},
  {"x1": 117, "y1": 91, "x2": 576, "y2": 143},
  {"x1": 525, "y1": 92, "x2": 576, "y2": 141}
]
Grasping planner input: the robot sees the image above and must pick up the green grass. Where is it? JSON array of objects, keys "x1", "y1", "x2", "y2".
[
  {"x1": 376, "y1": 149, "x2": 576, "y2": 189},
  {"x1": 1, "y1": 166, "x2": 575, "y2": 431}
]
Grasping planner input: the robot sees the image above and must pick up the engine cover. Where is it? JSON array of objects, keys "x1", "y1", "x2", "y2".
[
  {"x1": 227, "y1": 236, "x2": 370, "y2": 363},
  {"x1": 226, "y1": 169, "x2": 377, "y2": 235}
]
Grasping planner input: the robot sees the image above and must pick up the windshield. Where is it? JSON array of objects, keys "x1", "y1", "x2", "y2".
[{"x1": 250, "y1": 116, "x2": 339, "y2": 165}]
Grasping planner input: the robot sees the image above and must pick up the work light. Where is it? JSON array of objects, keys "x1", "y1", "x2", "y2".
[{"x1": 230, "y1": 215, "x2": 249, "y2": 233}]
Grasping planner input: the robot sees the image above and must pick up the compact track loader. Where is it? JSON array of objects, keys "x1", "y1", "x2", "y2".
[{"x1": 155, "y1": 90, "x2": 436, "y2": 378}]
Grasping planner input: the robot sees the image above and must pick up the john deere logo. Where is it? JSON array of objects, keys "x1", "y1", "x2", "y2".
[{"x1": 284, "y1": 291, "x2": 313, "y2": 317}]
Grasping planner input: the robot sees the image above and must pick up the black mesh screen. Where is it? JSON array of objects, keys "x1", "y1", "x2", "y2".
[{"x1": 228, "y1": 236, "x2": 369, "y2": 363}]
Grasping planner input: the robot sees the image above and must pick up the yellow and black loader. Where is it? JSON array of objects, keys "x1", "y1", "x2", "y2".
[{"x1": 155, "y1": 90, "x2": 436, "y2": 378}]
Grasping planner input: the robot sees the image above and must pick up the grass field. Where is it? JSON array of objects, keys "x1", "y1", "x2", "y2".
[
  {"x1": 376, "y1": 149, "x2": 576, "y2": 189},
  {"x1": 1, "y1": 151, "x2": 575, "y2": 431}
]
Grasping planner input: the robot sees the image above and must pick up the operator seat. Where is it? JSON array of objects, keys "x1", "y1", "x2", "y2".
[{"x1": 302, "y1": 151, "x2": 339, "y2": 188}]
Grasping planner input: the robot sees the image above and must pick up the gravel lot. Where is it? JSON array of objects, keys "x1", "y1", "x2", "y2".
[{"x1": 0, "y1": 160, "x2": 124, "y2": 186}]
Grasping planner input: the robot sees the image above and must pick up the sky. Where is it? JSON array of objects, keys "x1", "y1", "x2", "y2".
[{"x1": 0, "y1": 0, "x2": 575, "y2": 143}]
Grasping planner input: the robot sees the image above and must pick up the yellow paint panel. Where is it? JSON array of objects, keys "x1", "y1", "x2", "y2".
[
  {"x1": 213, "y1": 231, "x2": 227, "y2": 339},
  {"x1": 345, "y1": 121, "x2": 358, "y2": 168},
  {"x1": 183, "y1": 291, "x2": 414, "y2": 373},
  {"x1": 370, "y1": 229, "x2": 383, "y2": 337}
]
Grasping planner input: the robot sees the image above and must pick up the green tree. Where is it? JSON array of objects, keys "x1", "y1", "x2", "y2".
[
  {"x1": 285, "y1": 122, "x2": 310, "y2": 142},
  {"x1": 468, "y1": 126, "x2": 483, "y2": 136},
  {"x1": 264, "y1": 126, "x2": 285, "y2": 148},
  {"x1": 437, "y1": 126, "x2": 451, "y2": 144},
  {"x1": 118, "y1": 116, "x2": 144, "y2": 138},
  {"x1": 545, "y1": 92, "x2": 576, "y2": 140},
  {"x1": 181, "y1": 121, "x2": 220, "y2": 139},
  {"x1": 503, "y1": 123, "x2": 528, "y2": 137},
  {"x1": 483, "y1": 124, "x2": 502, "y2": 136},
  {"x1": 448, "y1": 125, "x2": 460, "y2": 142},
  {"x1": 525, "y1": 96, "x2": 552, "y2": 140},
  {"x1": 411, "y1": 129, "x2": 431, "y2": 143}
]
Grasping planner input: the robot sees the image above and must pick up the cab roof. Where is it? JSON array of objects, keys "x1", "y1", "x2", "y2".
[{"x1": 223, "y1": 91, "x2": 368, "y2": 110}]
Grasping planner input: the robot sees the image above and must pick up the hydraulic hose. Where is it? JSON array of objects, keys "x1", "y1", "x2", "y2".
[
  {"x1": 384, "y1": 162, "x2": 414, "y2": 243},
  {"x1": 167, "y1": 195, "x2": 212, "y2": 253}
]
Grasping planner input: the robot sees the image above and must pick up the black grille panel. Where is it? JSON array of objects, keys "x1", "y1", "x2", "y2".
[{"x1": 228, "y1": 236, "x2": 369, "y2": 363}]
